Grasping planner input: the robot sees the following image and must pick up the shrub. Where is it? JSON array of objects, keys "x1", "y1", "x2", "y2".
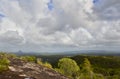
[
  {"x1": 43, "y1": 62, "x2": 52, "y2": 68},
  {"x1": 37, "y1": 59, "x2": 52, "y2": 69},
  {"x1": 20, "y1": 56, "x2": 36, "y2": 62},
  {"x1": 0, "y1": 58, "x2": 10, "y2": 65},
  {"x1": 0, "y1": 58, "x2": 10, "y2": 72},
  {"x1": 0, "y1": 65, "x2": 9, "y2": 72}
]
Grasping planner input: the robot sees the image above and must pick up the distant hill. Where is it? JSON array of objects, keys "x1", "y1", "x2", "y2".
[{"x1": 14, "y1": 49, "x2": 120, "y2": 56}]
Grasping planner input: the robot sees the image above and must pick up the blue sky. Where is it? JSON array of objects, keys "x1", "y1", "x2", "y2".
[
  {"x1": 93, "y1": 0, "x2": 99, "y2": 3},
  {"x1": 47, "y1": 0, "x2": 54, "y2": 10},
  {"x1": 0, "y1": 0, "x2": 120, "y2": 52},
  {"x1": 0, "y1": 13, "x2": 5, "y2": 19}
]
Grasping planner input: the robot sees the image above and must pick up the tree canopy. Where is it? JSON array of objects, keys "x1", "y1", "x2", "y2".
[{"x1": 57, "y1": 58, "x2": 80, "y2": 78}]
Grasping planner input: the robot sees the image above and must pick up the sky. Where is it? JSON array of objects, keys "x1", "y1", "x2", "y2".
[{"x1": 0, "y1": 0, "x2": 120, "y2": 52}]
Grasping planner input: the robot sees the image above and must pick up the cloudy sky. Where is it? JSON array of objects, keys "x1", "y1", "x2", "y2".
[{"x1": 0, "y1": 0, "x2": 120, "y2": 52}]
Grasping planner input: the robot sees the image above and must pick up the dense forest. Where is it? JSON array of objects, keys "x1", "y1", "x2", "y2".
[{"x1": 0, "y1": 52, "x2": 120, "y2": 79}]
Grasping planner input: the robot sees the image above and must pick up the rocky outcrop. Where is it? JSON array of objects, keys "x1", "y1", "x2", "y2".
[{"x1": 0, "y1": 58, "x2": 69, "y2": 79}]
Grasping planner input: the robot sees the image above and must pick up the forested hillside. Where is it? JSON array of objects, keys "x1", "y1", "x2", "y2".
[
  {"x1": 42, "y1": 54, "x2": 120, "y2": 79},
  {"x1": 52, "y1": 55, "x2": 120, "y2": 79},
  {"x1": 71, "y1": 55, "x2": 120, "y2": 76}
]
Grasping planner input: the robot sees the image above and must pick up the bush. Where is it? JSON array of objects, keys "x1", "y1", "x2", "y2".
[
  {"x1": 0, "y1": 58, "x2": 10, "y2": 72},
  {"x1": 43, "y1": 62, "x2": 52, "y2": 68},
  {"x1": 37, "y1": 59, "x2": 52, "y2": 68},
  {"x1": 20, "y1": 56, "x2": 36, "y2": 62},
  {"x1": 0, "y1": 58, "x2": 10, "y2": 65},
  {"x1": 0, "y1": 65, "x2": 9, "y2": 72}
]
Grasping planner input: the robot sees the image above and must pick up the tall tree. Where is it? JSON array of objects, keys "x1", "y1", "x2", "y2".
[
  {"x1": 57, "y1": 58, "x2": 80, "y2": 78},
  {"x1": 79, "y1": 58, "x2": 95, "y2": 79}
]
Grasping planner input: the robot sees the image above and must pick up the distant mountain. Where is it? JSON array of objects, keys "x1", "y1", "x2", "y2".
[{"x1": 14, "y1": 49, "x2": 120, "y2": 56}]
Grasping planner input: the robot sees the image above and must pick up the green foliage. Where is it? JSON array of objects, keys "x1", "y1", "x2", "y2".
[
  {"x1": 94, "y1": 74, "x2": 104, "y2": 79},
  {"x1": 79, "y1": 58, "x2": 96, "y2": 79},
  {"x1": 55, "y1": 68, "x2": 64, "y2": 74},
  {"x1": 57, "y1": 58, "x2": 80, "y2": 78},
  {"x1": 0, "y1": 52, "x2": 17, "y2": 63},
  {"x1": 106, "y1": 75, "x2": 120, "y2": 79},
  {"x1": 37, "y1": 58, "x2": 43, "y2": 65},
  {"x1": 43, "y1": 62, "x2": 52, "y2": 68},
  {"x1": 0, "y1": 52, "x2": 15, "y2": 72},
  {"x1": 0, "y1": 58, "x2": 10, "y2": 65},
  {"x1": 55, "y1": 58, "x2": 105, "y2": 79},
  {"x1": 79, "y1": 73, "x2": 94, "y2": 79},
  {"x1": 0, "y1": 65, "x2": 9, "y2": 72},
  {"x1": 0, "y1": 58, "x2": 10, "y2": 72},
  {"x1": 37, "y1": 58, "x2": 52, "y2": 69},
  {"x1": 71, "y1": 55, "x2": 120, "y2": 76},
  {"x1": 20, "y1": 56, "x2": 36, "y2": 62},
  {"x1": 79, "y1": 73, "x2": 104, "y2": 79},
  {"x1": 81, "y1": 58, "x2": 92, "y2": 73}
]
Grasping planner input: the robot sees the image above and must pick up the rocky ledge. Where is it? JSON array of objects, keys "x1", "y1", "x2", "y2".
[{"x1": 0, "y1": 58, "x2": 69, "y2": 79}]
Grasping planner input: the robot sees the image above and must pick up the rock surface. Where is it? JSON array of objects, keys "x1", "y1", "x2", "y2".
[{"x1": 0, "y1": 58, "x2": 69, "y2": 79}]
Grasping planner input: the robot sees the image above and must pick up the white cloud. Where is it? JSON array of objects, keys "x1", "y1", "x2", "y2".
[
  {"x1": 0, "y1": 30, "x2": 24, "y2": 44},
  {"x1": 0, "y1": 0, "x2": 120, "y2": 52},
  {"x1": 69, "y1": 28, "x2": 93, "y2": 46}
]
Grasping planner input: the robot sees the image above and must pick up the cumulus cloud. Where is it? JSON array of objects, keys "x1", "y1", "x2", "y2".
[
  {"x1": 0, "y1": 30, "x2": 24, "y2": 44},
  {"x1": 93, "y1": 0, "x2": 120, "y2": 20},
  {"x1": 0, "y1": 0, "x2": 120, "y2": 52}
]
